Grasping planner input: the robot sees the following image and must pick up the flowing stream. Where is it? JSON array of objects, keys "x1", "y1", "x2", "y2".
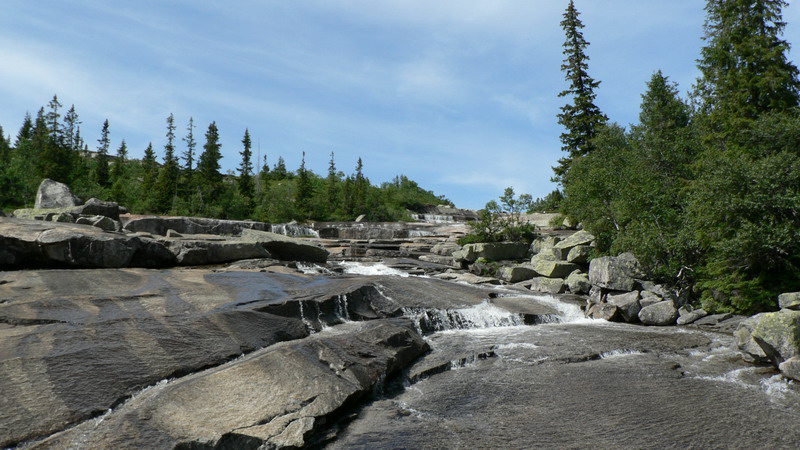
[{"x1": 323, "y1": 262, "x2": 800, "y2": 449}]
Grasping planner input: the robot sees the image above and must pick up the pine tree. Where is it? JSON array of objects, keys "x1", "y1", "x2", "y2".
[
  {"x1": 197, "y1": 121, "x2": 223, "y2": 202},
  {"x1": 238, "y1": 128, "x2": 254, "y2": 198},
  {"x1": 63, "y1": 105, "x2": 80, "y2": 151},
  {"x1": 554, "y1": 0, "x2": 607, "y2": 183},
  {"x1": 109, "y1": 140, "x2": 129, "y2": 204},
  {"x1": 272, "y1": 156, "x2": 288, "y2": 180},
  {"x1": 353, "y1": 157, "x2": 368, "y2": 215},
  {"x1": 296, "y1": 151, "x2": 313, "y2": 213},
  {"x1": 142, "y1": 142, "x2": 158, "y2": 191},
  {"x1": 45, "y1": 95, "x2": 62, "y2": 143},
  {"x1": 694, "y1": 0, "x2": 800, "y2": 140},
  {"x1": 15, "y1": 113, "x2": 33, "y2": 147},
  {"x1": 325, "y1": 151, "x2": 340, "y2": 215},
  {"x1": 153, "y1": 114, "x2": 180, "y2": 212},
  {"x1": 95, "y1": 119, "x2": 111, "y2": 187},
  {"x1": 182, "y1": 117, "x2": 196, "y2": 193}
]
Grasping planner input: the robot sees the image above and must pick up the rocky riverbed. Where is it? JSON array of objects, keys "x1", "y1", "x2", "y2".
[{"x1": 2, "y1": 184, "x2": 799, "y2": 448}]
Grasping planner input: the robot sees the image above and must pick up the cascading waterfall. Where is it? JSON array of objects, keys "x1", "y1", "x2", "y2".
[
  {"x1": 401, "y1": 300, "x2": 526, "y2": 334},
  {"x1": 270, "y1": 223, "x2": 320, "y2": 238}
]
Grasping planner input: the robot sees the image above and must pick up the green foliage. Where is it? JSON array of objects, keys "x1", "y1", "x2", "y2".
[
  {"x1": 459, "y1": 187, "x2": 537, "y2": 245},
  {"x1": 238, "y1": 129, "x2": 254, "y2": 199},
  {"x1": 554, "y1": 0, "x2": 607, "y2": 182},
  {"x1": 95, "y1": 119, "x2": 111, "y2": 188},
  {"x1": 530, "y1": 189, "x2": 563, "y2": 212}
]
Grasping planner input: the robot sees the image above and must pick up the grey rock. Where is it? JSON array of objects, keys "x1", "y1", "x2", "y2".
[
  {"x1": 123, "y1": 216, "x2": 270, "y2": 236},
  {"x1": 50, "y1": 212, "x2": 75, "y2": 223},
  {"x1": 166, "y1": 229, "x2": 183, "y2": 237},
  {"x1": 565, "y1": 271, "x2": 591, "y2": 294},
  {"x1": 778, "y1": 292, "x2": 800, "y2": 310},
  {"x1": 71, "y1": 198, "x2": 121, "y2": 221},
  {"x1": 779, "y1": 356, "x2": 800, "y2": 382},
  {"x1": 167, "y1": 238, "x2": 272, "y2": 265},
  {"x1": 453, "y1": 242, "x2": 529, "y2": 263},
  {"x1": 432, "y1": 272, "x2": 501, "y2": 285},
  {"x1": 677, "y1": 309, "x2": 708, "y2": 326},
  {"x1": 531, "y1": 259, "x2": 580, "y2": 279},
  {"x1": 735, "y1": 314, "x2": 771, "y2": 363},
  {"x1": 553, "y1": 230, "x2": 595, "y2": 251},
  {"x1": 639, "y1": 291, "x2": 663, "y2": 308},
  {"x1": 751, "y1": 309, "x2": 800, "y2": 365},
  {"x1": 589, "y1": 253, "x2": 643, "y2": 292},
  {"x1": 240, "y1": 229, "x2": 329, "y2": 263},
  {"x1": 566, "y1": 245, "x2": 591, "y2": 264},
  {"x1": 607, "y1": 291, "x2": 641, "y2": 323},
  {"x1": 430, "y1": 241, "x2": 460, "y2": 256},
  {"x1": 76, "y1": 215, "x2": 118, "y2": 232},
  {"x1": 37, "y1": 320, "x2": 427, "y2": 450},
  {"x1": 530, "y1": 235, "x2": 561, "y2": 255},
  {"x1": 499, "y1": 265, "x2": 537, "y2": 283},
  {"x1": 34, "y1": 178, "x2": 81, "y2": 209},
  {"x1": 528, "y1": 277, "x2": 565, "y2": 295},
  {"x1": 638, "y1": 300, "x2": 678, "y2": 326},
  {"x1": 588, "y1": 303, "x2": 619, "y2": 321},
  {"x1": 588, "y1": 286, "x2": 603, "y2": 305}
]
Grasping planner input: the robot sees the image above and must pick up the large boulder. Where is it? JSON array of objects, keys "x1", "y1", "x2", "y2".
[
  {"x1": 530, "y1": 235, "x2": 561, "y2": 255},
  {"x1": 638, "y1": 300, "x2": 678, "y2": 326},
  {"x1": 607, "y1": 291, "x2": 641, "y2": 323},
  {"x1": 528, "y1": 277, "x2": 566, "y2": 295},
  {"x1": 553, "y1": 230, "x2": 595, "y2": 252},
  {"x1": 75, "y1": 214, "x2": 119, "y2": 232},
  {"x1": 566, "y1": 245, "x2": 592, "y2": 264},
  {"x1": 34, "y1": 179, "x2": 81, "y2": 209},
  {"x1": 499, "y1": 265, "x2": 537, "y2": 283},
  {"x1": 452, "y1": 242, "x2": 528, "y2": 263},
  {"x1": 778, "y1": 292, "x2": 800, "y2": 310},
  {"x1": 779, "y1": 357, "x2": 800, "y2": 381},
  {"x1": 565, "y1": 271, "x2": 591, "y2": 294},
  {"x1": 588, "y1": 253, "x2": 643, "y2": 292},
  {"x1": 241, "y1": 229, "x2": 329, "y2": 263},
  {"x1": 71, "y1": 197, "x2": 122, "y2": 221},
  {"x1": 531, "y1": 259, "x2": 580, "y2": 278},
  {"x1": 750, "y1": 309, "x2": 800, "y2": 366}
]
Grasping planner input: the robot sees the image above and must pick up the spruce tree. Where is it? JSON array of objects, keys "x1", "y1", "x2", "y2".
[
  {"x1": 197, "y1": 121, "x2": 223, "y2": 202},
  {"x1": 238, "y1": 129, "x2": 254, "y2": 198},
  {"x1": 273, "y1": 156, "x2": 288, "y2": 180},
  {"x1": 182, "y1": 117, "x2": 196, "y2": 194},
  {"x1": 63, "y1": 105, "x2": 80, "y2": 151},
  {"x1": 325, "y1": 152, "x2": 340, "y2": 216},
  {"x1": 554, "y1": 0, "x2": 607, "y2": 183},
  {"x1": 15, "y1": 113, "x2": 33, "y2": 147},
  {"x1": 142, "y1": 142, "x2": 158, "y2": 191},
  {"x1": 153, "y1": 114, "x2": 180, "y2": 212},
  {"x1": 695, "y1": 0, "x2": 800, "y2": 140},
  {"x1": 110, "y1": 139, "x2": 128, "y2": 183},
  {"x1": 295, "y1": 151, "x2": 313, "y2": 212},
  {"x1": 45, "y1": 95, "x2": 62, "y2": 143},
  {"x1": 353, "y1": 157, "x2": 368, "y2": 215},
  {"x1": 95, "y1": 119, "x2": 111, "y2": 187}
]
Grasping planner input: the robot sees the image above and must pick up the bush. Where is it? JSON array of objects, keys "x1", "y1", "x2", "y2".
[{"x1": 458, "y1": 187, "x2": 538, "y2": 245}]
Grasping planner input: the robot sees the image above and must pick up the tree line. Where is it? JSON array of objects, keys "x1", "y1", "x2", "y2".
[
  {"x1": 554, "y1": 0, "x2": 800, "y2": 314},
  {"x1": 0, "y1": 100, "x2": 451, "y2": 222}
]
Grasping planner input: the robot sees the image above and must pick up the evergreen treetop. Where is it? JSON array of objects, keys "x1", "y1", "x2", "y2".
[{"x1": 554, "y1": 0, "x2": 607, "y2": 183}]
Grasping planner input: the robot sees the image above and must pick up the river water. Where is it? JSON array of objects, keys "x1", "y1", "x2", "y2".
[{"x1": 324, "y1": 263, "x2": 800, "y2": 449}]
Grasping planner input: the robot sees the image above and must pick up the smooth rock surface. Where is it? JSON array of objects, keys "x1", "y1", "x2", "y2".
[{"x1": 166, "y1": 237, "x2": 272, "y2": 265}]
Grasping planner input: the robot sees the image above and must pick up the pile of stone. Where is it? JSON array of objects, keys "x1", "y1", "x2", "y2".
[{"x1": 735, "y1": 292, "x2": 800, "y2": 382}]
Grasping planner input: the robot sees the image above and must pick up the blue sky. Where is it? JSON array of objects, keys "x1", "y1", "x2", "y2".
[{"x1": 2, "y1": 1, "x2": 800, "y2": 209}]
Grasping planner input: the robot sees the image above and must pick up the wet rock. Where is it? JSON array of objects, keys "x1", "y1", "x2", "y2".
[
  {"x1": 751, "y1": 310, "x2": 800, "y2": 366},
  {"x1": 35, "y1": 178, "x2": 81, "y2": 209},
  {"x1": 167, "y1": 237, "x2": 272, "y2": 265},
  {"x1": 779, "y1": 292, "x2": 800, "y2": 310},
  {"x1": 638, "y1": 300, "x2": 678, "y2": 326},
  {"x1": 588, "y1": 303, "x2": 619, "y2": 321},
  {"x1": 588, "y1": 253, "x2": 642, "y2": 292},
  {"x1": 565, "y1": 271, "x2": 590, "y2": 294},
  {"x1": 528, "y1": 277, "x2": 566, "y2": 295},
  {"x1": 241, "y1": 229, "x2": 328, "y2": 262},
  {"x1": 607, "y1": 291, "x2": 641, "y2": 323},
  {"x1": 779, "y1": 356, "x2": 800, "y2": 381},
  {"x1": 499, "y1": 265, "x2": 537, "y2": 283},
  {"x1": 36, "y1": 320, "x2": 428, "y2": 450},
  {"x1": 532, "y1": 259, "x2": 580, "y2": 278},
  {"x1": 433, "y1": 272, "x2": 501, "y2": 285}
]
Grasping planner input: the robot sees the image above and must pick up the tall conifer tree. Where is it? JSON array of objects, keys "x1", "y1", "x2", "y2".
[
  {"x1": 197, "y1": 121, "x2": 222, "y2": 202},
  {"x1": 95, "y1": 119, "x2": 111, "y2": 187},
  {"x1": 238, "y1": 129, "x2": 254, "y2": 198},
  {"x1": 154, "y1": 114, "x2": 180, "y2": 212},
  {"x1": 554, "y1": 0, "x2": 606, "y2": 183}
]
